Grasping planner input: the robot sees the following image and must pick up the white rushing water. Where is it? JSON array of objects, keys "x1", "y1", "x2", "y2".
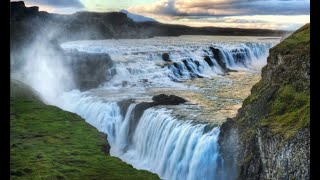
[
  {"x1": 59, "y1": 91, "x2": 225, "y2": 180},
  {"x1": 119, "y1": 108, "x2": 223, "y2": 180},
  {"x1": 53, "y1": 36, "x2": 279, "y2": 179},
  {"x1": 61, "y1": 36, "x2": 276, "y2": 88}
]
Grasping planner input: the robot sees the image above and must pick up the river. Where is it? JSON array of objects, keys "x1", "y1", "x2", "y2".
[{"x1": 50, "y1": 35, "x2": 278, "y2": 179}]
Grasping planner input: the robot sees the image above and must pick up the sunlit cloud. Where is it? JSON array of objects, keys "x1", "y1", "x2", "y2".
[
  {"x1": 153, "y1": 15, "x2": 310, "y2": 30},
  {"x1": 127, "y1": 0, "x2": 310, "y2": 30},
  {"x1": 128, "y1": 0, "x2": 310, "y2": 16},
  {"x1": 11, "y1": 0, "x2": 310, "y2": 30}
]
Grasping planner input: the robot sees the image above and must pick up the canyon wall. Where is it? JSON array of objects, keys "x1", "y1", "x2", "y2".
[{"x1": 219, "y1": 24, "x2": 310, "y2": 179}]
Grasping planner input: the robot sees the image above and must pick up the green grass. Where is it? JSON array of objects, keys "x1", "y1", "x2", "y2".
[
  {"x1": 272, "y1": 23, "x2": 310, "y2": 54},
  {"x1": 10, "y1": 81, "x2": 159, "y2": 179},
  {"x1": 242, "y1": 80, "x2": 268, "y2": 107},
  {"x1": 260, "y1": 83, "x2": 310, "y2": 139},
  {"x1": 237, "y1": 24, "x2": 310, "y2": 140},
  {"x1": 10, "y1": 79, "x2": 42, "y2": 102},
  {"x1": 259, "y1": 23, "x2": 310, "y2": 139}
]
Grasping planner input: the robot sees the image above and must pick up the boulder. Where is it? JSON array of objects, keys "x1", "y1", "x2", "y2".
[
  {"x1": 162, "y1": 53, "x2": 171, "y2": 62},
  {"x1": 152, "y1": 94, "x2": 187, "y2": 105},
  {"x1": 133, "y1": 94, "x2": 187, "y2": 121},
  {"x1": 127, "y1": 94, "x2": 187, "y2": 141}
]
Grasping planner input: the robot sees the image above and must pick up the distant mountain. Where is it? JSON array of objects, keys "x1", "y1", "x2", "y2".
[
  {"x1": 120, "y1": 10, "x2": 157, "y2": 22},
  {"x1": 10, "y1": 1, "x2": 287, "y2": 52}
]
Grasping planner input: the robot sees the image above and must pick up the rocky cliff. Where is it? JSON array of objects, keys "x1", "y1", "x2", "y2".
[{"x1": 219, "y1": 24, "x2": 310, "y2": 179}]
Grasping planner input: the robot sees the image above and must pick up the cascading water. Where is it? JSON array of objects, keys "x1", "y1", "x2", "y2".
[
  {"x1": 119, "y1": 108, "x2": 224, "y2": 180},
  {"x1": 53, "y1": 36, "x2": 280, "y2": 179},
  {"x1": 61, "y1": 36, "x2": 275, "y2": 86},
  {"x1": 58, "y1": 91, "x2": 225, "y2": 180}
]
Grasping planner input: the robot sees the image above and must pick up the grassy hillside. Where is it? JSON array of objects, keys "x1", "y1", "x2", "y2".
[
  {"x1": 10, "y1": 80, "x2": 159, "y2": 179},
  {"x1": 272, "y1": 23, "x2": 310, "y2": 54},
  {"x1": 259, "y1": 83, "x2": 310, "y2": 139},
  {"x1": 239, "y1": 23, "x2": 310, "y2": 140}
]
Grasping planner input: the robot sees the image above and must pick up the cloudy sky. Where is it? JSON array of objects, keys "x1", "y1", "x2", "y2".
[{"x1": 15, "y1": 0, "x2": 310, "y2": 30}]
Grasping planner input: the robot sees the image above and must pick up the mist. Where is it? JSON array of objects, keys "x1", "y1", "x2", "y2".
[{"x1": 10, "y1": 26, "x2": 76, "y2": 105}]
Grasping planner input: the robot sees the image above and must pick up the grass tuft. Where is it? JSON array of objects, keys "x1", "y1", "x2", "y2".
[{"x1": 260, "y1": 84, "x2": 310, "y2": 139}]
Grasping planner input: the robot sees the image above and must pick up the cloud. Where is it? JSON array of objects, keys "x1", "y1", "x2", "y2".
[
  {"x1": 147, "y1": 14, "x2": 309, "y2": 30},
  {"x1": 15, "y1": 0, "x2": 310, "y2": 30},
  {"x1": 128, "y1": 0, "x2": 310, "y2": 16},
  {"x1": 19, "y1": 0, "x2": 85, "y2": 14},
  {"x1": 24, "y1": 0, "x2": 84, "y2": 8},
  {"x1": 127, "y1": 0, "x2": 309, "y2": 30}
]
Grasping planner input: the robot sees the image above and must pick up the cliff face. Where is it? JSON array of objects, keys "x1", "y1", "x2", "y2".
[
  {"x1": 219, "y1": 24, "x2": 310, "y2": 179},
  {"x1": 10, "y1": 1, "x2": 143, "y2": 51}
]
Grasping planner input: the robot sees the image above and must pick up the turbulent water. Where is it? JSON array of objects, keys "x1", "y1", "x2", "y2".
[
  {"x1": 55, "y1": 36, "x2": 279, "y2": 179},
  {"x1": 62, "y1": 36, "x2": 273, "y2": 85}
]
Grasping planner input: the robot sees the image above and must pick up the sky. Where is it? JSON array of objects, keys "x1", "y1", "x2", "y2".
[{"x1": 14, "y1": 0, "x2": 310, "y2": 31}]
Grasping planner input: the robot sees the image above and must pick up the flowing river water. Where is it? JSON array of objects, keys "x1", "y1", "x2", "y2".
[{"x1": 50, "y1": 36, "x2": 279, "y2": 179}]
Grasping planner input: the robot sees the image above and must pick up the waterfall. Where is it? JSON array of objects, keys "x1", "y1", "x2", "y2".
[
  {"x1": 62, "y1": 39, "x2": 274, "y2": 86},
  {"x1": 58, "y1": 91, "x2": 226, "y2": 180},
  {"x1": 53, "y1": 37, "x2": 280, "y2": 179},
  {"x1": 118, "y1": 108, "x2": 224, "y2": 180}
]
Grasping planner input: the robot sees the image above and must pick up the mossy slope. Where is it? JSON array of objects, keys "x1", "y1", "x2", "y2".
[
  {"x1": 10, "y1": 80, "x2": 159, "y2": 179},
  {"x1": 239, "y1": 23, "x2": 310, "y2": 139},
  {"x1": 260, "y1": 83, "x2": 310, "y2": 139},
  {"x1": 272, "y1": 23, "x2": 310, "y2": 54},
  {"x1": 219, "y1": 24, "x2": 310, "y2": 179}
]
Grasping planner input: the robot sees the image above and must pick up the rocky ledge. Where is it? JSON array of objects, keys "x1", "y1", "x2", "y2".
[
  {"x1": 118, "y1": 94, "x2": 187, "y2": 120},
  {"x1": 118, "y1": 94, "x2": 187, "y2": 144}
]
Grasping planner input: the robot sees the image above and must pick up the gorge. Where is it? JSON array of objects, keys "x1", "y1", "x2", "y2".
[{"x1": 10, "y1": 1, "x2": 310, "y2": 180}]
